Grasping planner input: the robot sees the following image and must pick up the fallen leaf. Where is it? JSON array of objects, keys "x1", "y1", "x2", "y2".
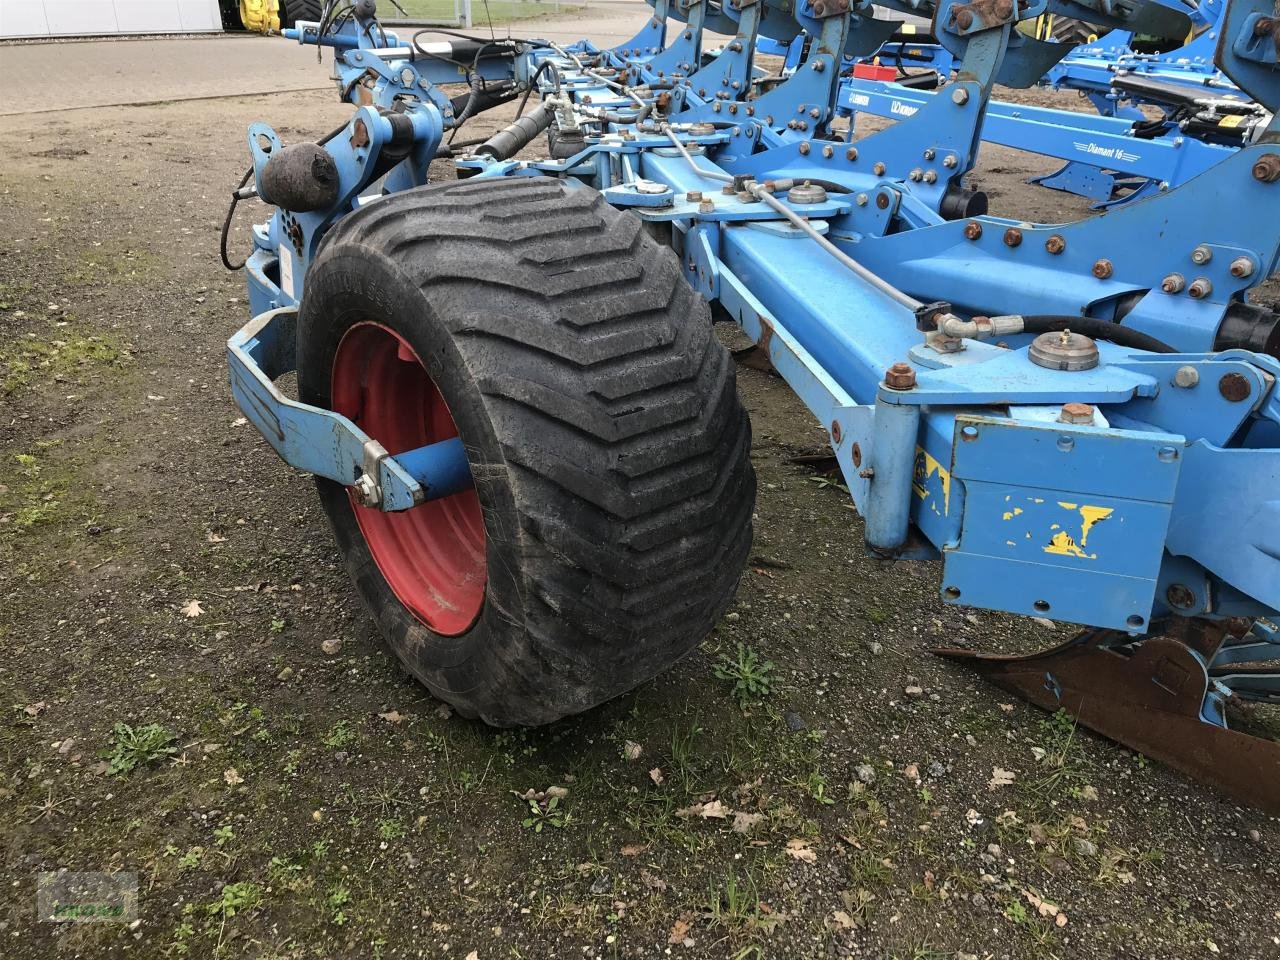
[
  {"x1": 830, "y1": 909, "x2": 856, "y2": 930},
  {"x1": 465, "y1": 952, "x2": 479, "y2": 960},
  {"x1": 700, "y1": 799, "x2": 729, "y2": 819},
  {"x1": 623, "y1": 740, "x2": 643, "y2": 761},
  {"x1": 180, "y1": 599, "x2": 204, "y2": 618},
  {"x1": 231, "y1": 417, "x2": 248, "y2": 427},
  {"x1": 1022, "y1": 888, "x2": 1062, "y2": 921},
  {"x1": 1078, "y1": 784, "x2": 1100, "y2": 801},
  {"x1": 378, "y1": 710, "x2": 405, "y2": 724},
  {"x1": 988, "y1": 767, "x2": 1016, "y2": 790},
  {"x1": 320, "y1": 638, "x2": 342, "y2": 655},
  {"x1": 668, "y1": 917, "x2": 691, "y2": 945},
  {"x1": 620, "y1": 843, "x2": 649, "y2": 857},
  {"x1": 785, "y1": 838, "x2": 817, "y2": 863},
  {"x1": 206, "y1": 531, "x2": 227, "y2": 544},
  {"x1": 1055, "y1": 912, "x2": 1068, "y2": 928},
  {"x1": 732, "y1": 811, "x2": 763, "y2": 834},
  {"x1": 998, "y1": 702, "x2": 1015, "y2": 713},
  {"x1": 23, "y1": 701, "x2": 48, "y2": 717},
  {"x1": 902, "y1": 763, "x2": 920, "y2": 781},
  {"x1": 648, "y1": 767, "x2": 664, "y2": 786},
  {"x1": 223, "y1": 767, "x2": 243, "y2": 786},
  {"x1": 1030, "y1": 746, "x2": 1047, "y2": 762},
  {"x1": 546, "y1": 785, "x2": 569, "y2": 799}
]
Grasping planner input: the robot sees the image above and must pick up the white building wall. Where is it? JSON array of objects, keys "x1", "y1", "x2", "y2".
[{"x1": 0, "y1": 0, "x2": 224, "y2": 38}]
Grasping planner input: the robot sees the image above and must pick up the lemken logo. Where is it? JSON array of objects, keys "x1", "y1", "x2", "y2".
[{"x1": 890, "y1": 100, "x2": 919, "y2": 117}]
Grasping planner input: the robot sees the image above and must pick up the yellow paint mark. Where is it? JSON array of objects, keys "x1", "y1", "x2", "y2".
[
  {"x1": 1002, "y1": 507, "x2": 1024, "y2": 521},
  {"x1": 912, "y1": 446, "x2": 952, "y2": 515},
  {"x1": 1058, "y1": 501, "x2": 1077, "y2": 510},
  {"x1": 1043, "y1": 504, "x2": 1115, "y2": 560}
]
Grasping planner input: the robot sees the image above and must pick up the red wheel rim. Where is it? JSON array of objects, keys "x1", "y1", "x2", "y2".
[{"x1": 331, "y1": 322, "x2": 486, "y2": 635}]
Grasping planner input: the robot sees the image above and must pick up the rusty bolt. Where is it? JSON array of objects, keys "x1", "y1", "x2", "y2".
[
  {"x1": 954, "y1": 8, "x2": 974, "y2": 29},
  {"x1": 1058, "y1": 402, "x2": 1094, "y2": 425},
  {"x1": 1229, "y1": 256, "x2": 1255, "y2": 278},
  {"x1": 852, "y1": 442, "x2": 862, "y2": 467},
  {"x1": 963, "y1": 221, "x2": 983, "y2": 241},
  {"x1": 923, "y1": 170, "x2": 937, "y2": 184},
  {"x1": 1092, "y1": 258, "x2": 1114, "y2": 279},
  {"x1": 943, "y1": 154, "x2": 958, "y2": 168},
  {"x1": 1003, "y1": 227, "x2": 1022, "y2": 247},
  {"x1": 831, "y1": 421, "x2": 843, "y2": 443},
  {"x1": 798, "y1": 141, "x2": 811, "y2": 155},
  {"x1": 1165, "y1": 583, "x2": 1196, "y2": 610},
  {"x1": 1218, "y1": 372, "x2": 1251, "y2": 402},
  {"x1": 1190, "y1": 243, "x2": 1213, "y2": 265},
  {"x1": 995, "y1": 0, "x2": 1014, "y2": 18},
  {"x1": 1045, "y1": 235, "x2": 1066, "y2": 255},
  {"x1": 686, "y1": 190, "x2": 703, "y2": 202},
  {"x1": 1161, "y1": 272, "x2": 1186, "y2": 294},
  {"x1": 698, "y1": 199, "x2": 715, "y2": 215},
  {"x1": 846, "y1": 147, "x2": 859, "y2": 161},
  {"x1": 909, "y1": 168, "x2": 923, "y2": 182},
  {"x1": 884, "y1": 361, "x2": 917, "y2": 390},
  {"x1": 814, "y1": 1, "x2": 826, "y2": 13},
  {"x1": 822, "y1": 144, "x2": 834, "y2": 158},
  {"x1": 873, "y1": 161, "x2": 886, "y2": 175},
  {"x1": 809, "y1": 107, "x2": 821, "y2": 119},
  {"x1": 813, "y1": 60, "x2": 826, "y2": 72},
  {"x1": 1252, "y1": 153, "x2": 1280, "y2": 183},
  {"x1": 875, "y1": 193, "x2": 890, "y2": 210},
  {"x1": 1188, "y1": 277, "x2": 1213, "y2": 299}
]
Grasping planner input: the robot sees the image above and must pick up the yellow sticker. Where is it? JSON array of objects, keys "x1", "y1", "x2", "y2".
[
  {"x1": 912, "y1": 446, "x2": 951, "y2": 515},
  {"x1": 1043, "y1": 505, "x2": 1114, "y2": 560},
  {"x1": 1218, "y1": 114, "x2": 1245, "y2": 128}
]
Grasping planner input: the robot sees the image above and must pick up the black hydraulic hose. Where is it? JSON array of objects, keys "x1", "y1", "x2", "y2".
[
  {"x1": 1020, "y1": 315, "x2": 1178, "y2": 353},
  {"x1": 220, "y1": 167, "x2": 255, "y2": 272},
  {"x1": 515, "y1": 59, "x2": 562, "y2": 120},
  {"x1": 475, "y1": 103, "x2": 557, "y2": 160}
]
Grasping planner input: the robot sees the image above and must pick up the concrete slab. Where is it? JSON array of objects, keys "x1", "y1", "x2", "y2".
[{"x1": 0, "y1": 3, "x2": 655, "y2": 116}]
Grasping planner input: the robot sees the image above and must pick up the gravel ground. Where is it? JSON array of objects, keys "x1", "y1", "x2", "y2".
[{"x1": 1, "y1": 48, "x2": 1278, "y2": 960}]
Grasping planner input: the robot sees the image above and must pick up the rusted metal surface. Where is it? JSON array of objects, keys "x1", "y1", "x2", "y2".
[
  {"x1": 1218, "y1": 371, "x2": 1252, "y2": 402},
  {"x1": 935, "y1": 624, "x2": 1280, "y2": 814},
  {"x1": 884, "y1": 361, "x2": 917, "y2": 390}
]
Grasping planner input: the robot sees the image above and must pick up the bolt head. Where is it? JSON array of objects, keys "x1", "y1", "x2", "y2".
[
  {"x1": 1045, "y1": 235, "x2": 1066, "y2": 255},
  {"x1": 686, "y1": 190, "x2": 703, "y2": 202},
  {"x1": 698, "y1": 199, "x2": 715, "y2": 214},
  {"x1": 846, "y1": 147, "x2": 858, "y2": 161},
  {"x1": 951, "y1": 87, "x2": 970, "y2": 106},
  {"x1": 1092, "y1": 258, "x2": 1113, "y2": 280},
  {"x1": 1172, "y1": 365, "x2": 1199, "y2": 389},
  {"x1": 1229, "y1": 256, "x2": 1255, "y2": 278},
  {"x1": 1058, "y1": 402, "x2": 1094, "y2": 425},
  {"x1": 884, "y1": 361, "x2": 917, "y2": 390},
  {"x1": 1160, "y1": 273, "x2": 1185, "y2": 294},
  {"x1": 963, "y1": 221, "x2": 983, "y2": 241},
  {"x1": 1218, "y1": 371, "x2": 1251, "y2": 402},
  {"x1": 873, "y1": 161, "x2": 886, "y2": 175},
  {"x1": 1190, "y1": 244, "x2": 1212, "y2": 265},
  {"x1": 1003, "y1": 227, "x2": 1022, "y2": 247}
]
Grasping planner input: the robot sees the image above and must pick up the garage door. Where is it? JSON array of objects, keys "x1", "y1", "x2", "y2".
[{"x1": 0, "y1": 1, "x2": 224, "y2": 38}]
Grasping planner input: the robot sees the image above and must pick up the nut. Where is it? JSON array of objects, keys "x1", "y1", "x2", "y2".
[
  {"x1": 1252, "y1": 153, "x2": 1280, "y2": 183},
  {"x1": 698, "y1": 199, "x2": 715, "y2": 214},
  {"x1": 846, "y1": 147, "x2": 859, "y2": 161},
  {"x1": 798, "y1": 141, "x2": 810, "y2": 156},
  {"x1": 873, "y1": 161, "x2": 886, "y2": 175},
  {"x1": 963, "y1": 221, "x2": 983, "y2": 241},
  {"x1": 1092, "y1": 258, "x2": 1113, "y2": 279},
  {"x1": 1229, "y1": 256, "x2": 1255, "y2": 278},
  {"x1": 1188, "y1": 277, "x2": 1212, "y2": 299},
  {"x1": 1058, "y1": 402, "x2": 1094, "y2": 425},
  {"x1": 884, "y1": 361, "x2": 917, "y2": 390},
  {"x1": 1045, "y1": 235, "x2": 1066, "y2": 255},
  {"x1": 1003, "y1": 227, "x2": 1022, "y2": 247},
  {"x1": 686, "y1": 190, "x2": 703, "y2": 202},
  {"x1": 1190, "y1": 244, "x2": 1213, "y2": 265},
  {"x1": 1161, "y1": 273, "x2": 1185, "y2": 294}
]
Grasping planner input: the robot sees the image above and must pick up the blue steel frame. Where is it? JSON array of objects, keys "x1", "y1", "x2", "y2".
[{"x1": 227, "y1": 0, "x2": 1279, "y2": 741}]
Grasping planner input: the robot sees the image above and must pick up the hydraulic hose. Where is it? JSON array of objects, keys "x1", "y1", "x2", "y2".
[{"x1": 475, "y1": 103, "x2": 557, "y2": 160}]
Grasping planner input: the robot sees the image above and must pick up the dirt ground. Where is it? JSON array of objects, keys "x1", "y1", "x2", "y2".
[{"x1": 1, "y1": 41, "x2": 1278, "y2": 960}]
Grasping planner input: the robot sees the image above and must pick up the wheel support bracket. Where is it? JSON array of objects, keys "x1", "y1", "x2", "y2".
[{"x1": 227, "y1": 306, "x2": 472, "y2": 510}]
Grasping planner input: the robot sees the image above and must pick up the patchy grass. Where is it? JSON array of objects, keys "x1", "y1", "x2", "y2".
[{"x1": 0, "y1": 324, "x2": 130, "y2": 395}]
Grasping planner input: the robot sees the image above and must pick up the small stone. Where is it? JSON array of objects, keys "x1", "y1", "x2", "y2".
[
  {"x1": 321, "y1": 638, "x2": 342, "y2": 656},
  {"x1": 856, "y1": 764, "x2": 876, "y2": 784},
  {"x1": 929, "y1": 761, "x2": 947, "y2": 778},
  {"x1": 904, "y1": 685, "x2": 923, "y2": 697},
  {"x1": 1073, "y1": 837, "x2": 1097, "y2": 858},
  {"x1": 725, "y1": 612, "x2": 740, "y2": 622},
  {"x1": 867, "y1": 641, "x2": 884, "y2": 655},
  {"x1": 311, "y1": 810, "x2": 323, "y2": 822},
  {"x1": 1248, "y1": 829, "x2": 1262, "y2": 843},
  {"x1": 784, "y1": 711, "x2": 807, "y2": 732},
  {"x1": 1032, "y1": 617, "x2": 1056, "y2": 630},
  {"x1": 276, "y1": 666, "x2": 294, "y2": 681}
]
